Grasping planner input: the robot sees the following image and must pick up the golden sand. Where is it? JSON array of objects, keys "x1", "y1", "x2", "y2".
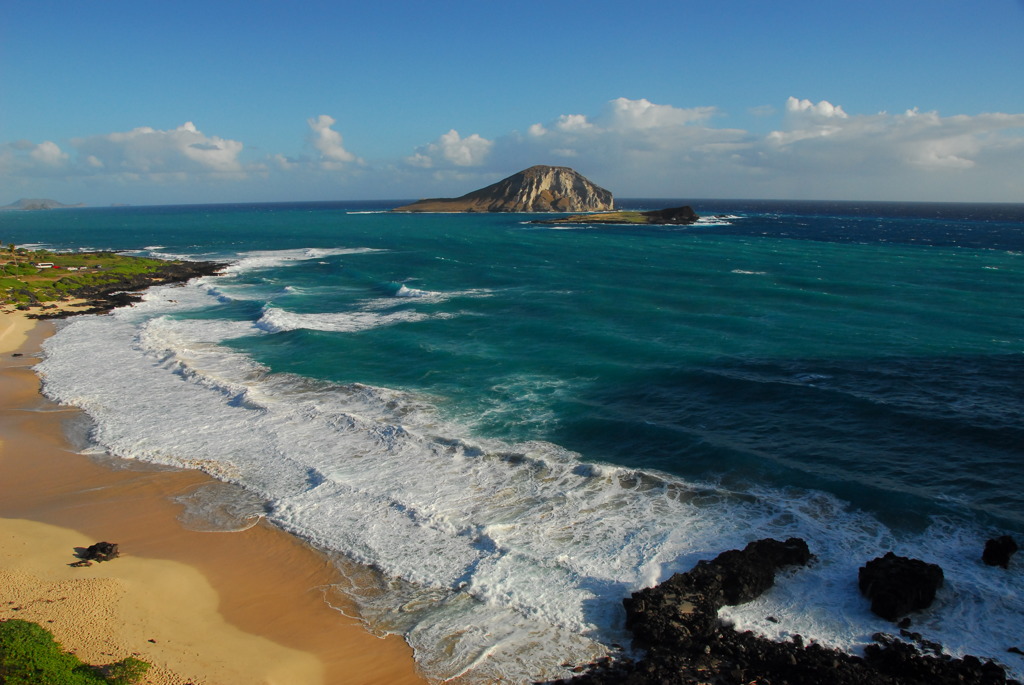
[{"x1": 0, "y1": 312, "x2": 425, "y2": 685}]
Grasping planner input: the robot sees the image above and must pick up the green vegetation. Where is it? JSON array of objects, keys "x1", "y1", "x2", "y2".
[
  {"x1": 103, "y1": 657, "x2": 151, "y2": 685},
  {"x1": 546, "y1": 210, "x2": 651, "y2": 224},
  {"x1": 0, "y1": 246, "x2": 175, "y2": 307},
  {"x1": 0, "y1": 619, "x2": 150, "y2": 684}
]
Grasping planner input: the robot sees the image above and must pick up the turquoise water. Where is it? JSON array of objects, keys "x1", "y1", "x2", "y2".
[{"x1": 6, "y1": 200, "x2": 1024, "y2": 681}]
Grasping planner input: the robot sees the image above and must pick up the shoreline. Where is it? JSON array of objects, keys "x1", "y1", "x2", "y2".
[{"x1": 0, "y1": 312, "x2": 425, "y2": 684}]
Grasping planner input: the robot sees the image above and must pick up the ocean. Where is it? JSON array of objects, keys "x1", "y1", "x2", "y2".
[{"x1": 3, "y1": 199, "x2": 1022, "y2": 682}]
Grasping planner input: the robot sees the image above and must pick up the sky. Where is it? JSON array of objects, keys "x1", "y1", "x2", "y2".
[{"x1": 2, "y1": 0, "x2": 1024, "y2": 206}]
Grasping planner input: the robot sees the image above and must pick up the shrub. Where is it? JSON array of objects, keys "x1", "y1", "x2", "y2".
[
  {"x1": 0, "y1": 619, "x2": 151, "y2": 684},
  {"x1": 104, "y1": 656, "x2": 151, "y2": 685},
  {"x1": 0, "y1": 618, "x2": 104, "y2": 684}
]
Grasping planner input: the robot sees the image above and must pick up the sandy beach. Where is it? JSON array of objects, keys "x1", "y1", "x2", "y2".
[{"x1": 0, "y1": 310, "x2": 425, "y2": 685}]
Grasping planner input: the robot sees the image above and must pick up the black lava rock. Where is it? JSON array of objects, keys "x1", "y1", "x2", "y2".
[
  {"x1": 859, "y1": 552, "x2": 944, "y2": 621},
  {"x1": 550, "y1": 541, "x2": 1016, "y2": 685},
  {"x1": 983, "y1": 535, "x2": 1019, "y2": 568}
]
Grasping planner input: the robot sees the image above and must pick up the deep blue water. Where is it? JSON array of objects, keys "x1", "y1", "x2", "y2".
[{"x1": 5, "y1": 199, "x2": 1023, "y2": 682}]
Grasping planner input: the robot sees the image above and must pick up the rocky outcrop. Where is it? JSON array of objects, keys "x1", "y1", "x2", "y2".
[
  {"x1": 392, "y1": 166, "x2": 613, "y2": 213},
  {"x1": 555, "y1": 541, "x2": 1016, "y2": 685},
  {"x1": 982, "y1": 536, "x2": 1018, "y2": 568},
  {"x1": 538, "y1": 205, "x2": 700, "y2": 227},
  {"x1": 623, "y1": 538, "x2": 812, "y2": 653},
  {"x1": 859, "y1": 552, "x2": 944, "y2": 621},
  {"x1": 640, "y1": 206, "x2": 699, "y2": 224}
]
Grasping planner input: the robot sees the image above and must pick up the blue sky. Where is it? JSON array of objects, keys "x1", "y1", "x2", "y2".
[{"x1": 3, "y1": 0, "x2": 1024, "y2": 205}]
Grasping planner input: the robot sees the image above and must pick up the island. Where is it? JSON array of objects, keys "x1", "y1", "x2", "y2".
[
  {"x1": 536, "y1": 205, "x2": 700, "y2": 226},
  {"x1": 392, "y1": 165, "x2": 614, "y2": 213},
  {"x1": 0, "y1": 198, "x2": 85, "y2": 211}
]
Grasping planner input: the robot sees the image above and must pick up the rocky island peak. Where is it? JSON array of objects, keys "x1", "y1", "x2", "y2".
[{"x1": 392, "y1": 165, "x2": 614, "y2": 213}]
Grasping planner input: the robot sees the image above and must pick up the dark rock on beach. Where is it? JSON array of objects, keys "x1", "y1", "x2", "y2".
[
  {"x1": 859, "y1": 552, "x2": 944, "y2": 621},
  {"x1": 71, "y1": 541, "x2": 120, "y2": 566},
  {"x1": 983, "y1": 535, "x2": 1019, "y2": 568},
  {"x1": 82, "y1": 541, "x2": 119, "y2": 561},
  {"x1": 552, "y1": 539, "x2": 1017, "y2": 685}
]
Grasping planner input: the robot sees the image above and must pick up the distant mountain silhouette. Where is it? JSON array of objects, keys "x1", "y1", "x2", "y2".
[{"x1": 1, "y1": 198, "x2": 85, "y2": 211}]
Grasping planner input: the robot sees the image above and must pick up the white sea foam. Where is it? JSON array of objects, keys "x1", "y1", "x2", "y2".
[
  {"x1": 391, "y1": 284, "x2": 492, "y2": 302},
  {"x1": 35, "y1": 268, "x2": 1024, "y2": 682},
  {"x1": 226, "y1": 247, "x2": 384, "y2": 274},
  {"x1": 396, "y1": 284, "x2": 433, "y2": 298},
  {"x1": 719, "y1": 507, "x2": 1024, "y2": 670},
  {"x1": 255, "y1": 305, "x2": 445, "y2": 333}
]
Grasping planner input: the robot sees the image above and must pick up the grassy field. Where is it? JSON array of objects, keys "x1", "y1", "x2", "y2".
[{"x1": 0, "y1": 248, "x2": 177, "y2": 307}]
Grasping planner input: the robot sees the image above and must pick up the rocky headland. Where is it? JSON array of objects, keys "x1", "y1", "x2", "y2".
[
  {"x1": 392, "y1": 165, "x2": 614, "y2": 213},
  {"x1": 16, "y1": 256, "x2": 227, "y2": 318}
]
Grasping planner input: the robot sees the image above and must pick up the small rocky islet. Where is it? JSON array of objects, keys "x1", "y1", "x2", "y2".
[
  {"x1": 391, "y1": 165, "x2": 700, "y2": 225},
  {"x1": 392, "y1": 165, "x2": 614, "y2": 213}
]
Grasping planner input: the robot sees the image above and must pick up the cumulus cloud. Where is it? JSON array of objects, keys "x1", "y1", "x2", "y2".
[
  {"x1": 307, "y1": 114, "x2": 360, "y2": 167},
  {"x1": 272, "y1": 153, "x2": 300, "y2": 171},
  {"x1": 400, "y1": 96, "x2": 1024, "y2": 201},
  {"x1": 72, "y1": 121, "x2": 246, "y2": 175},
  {"x1": 3, "y1": 98, "x2": 1023, "y2": 204},
  {"x1": 555, "y1": 114, "x2": 593, "y2": 132},
  {"x1": 405, "y1": 129, "x2": 493, "y2": 168},
  {"x1": 30, "y1": 140, "x2": 69, "y2": 165},
  {"x1": 0, "y1": 140, "x2": 70, "y2": 176},
  {"x1": 785, "y1": 96, "x2": 848, "y2": 119},
  {"x1": 760, "y1": 102, "x2": 1024, "y2": 173},
  {"x1": 604, "y1": 97, "x2": 716, "y2": 129}
]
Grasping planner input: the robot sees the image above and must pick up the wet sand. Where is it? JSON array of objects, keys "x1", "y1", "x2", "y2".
[{"x1": 0, "y1": 313, "x2": 425, "y2": 684}]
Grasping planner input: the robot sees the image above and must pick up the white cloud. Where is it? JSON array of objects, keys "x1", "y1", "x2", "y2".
[
  {"x1": 760, "y1": 103, "x2": 1024, "y2": 174},
  {"x1": 406, "y1": 96, "x2": 1024, "y2": 201},
  {"x1": 405, "y1": 129, "x2": 493, "y2": 168},
  {"x1": 29, "y1": 140, "x2": 69, "y2": 165},
  {"x1": 272, "y1": 153, "x2": 299, "y2": 170},
  {"x1": 307, "y1": 114, "x2": 360, "y2": 167},
  {"x1": 785, "y1": 96, "x2": 848, "y2": 119},
  {"x1": 3, "y1": 98, "x2": 1023, "y2": 205},
  {"x1": 555, "y1": 114, "x2": 593, "y2": 132},
  {"x1": 72, "y1": 122, "x2": 246, "y2": 175},
  {"x1": 0, "y1": 140, "x2": 70, "y2": 176},
  {"x1": 603, "y1": 97, "x2": 716, "y2": 129}
]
